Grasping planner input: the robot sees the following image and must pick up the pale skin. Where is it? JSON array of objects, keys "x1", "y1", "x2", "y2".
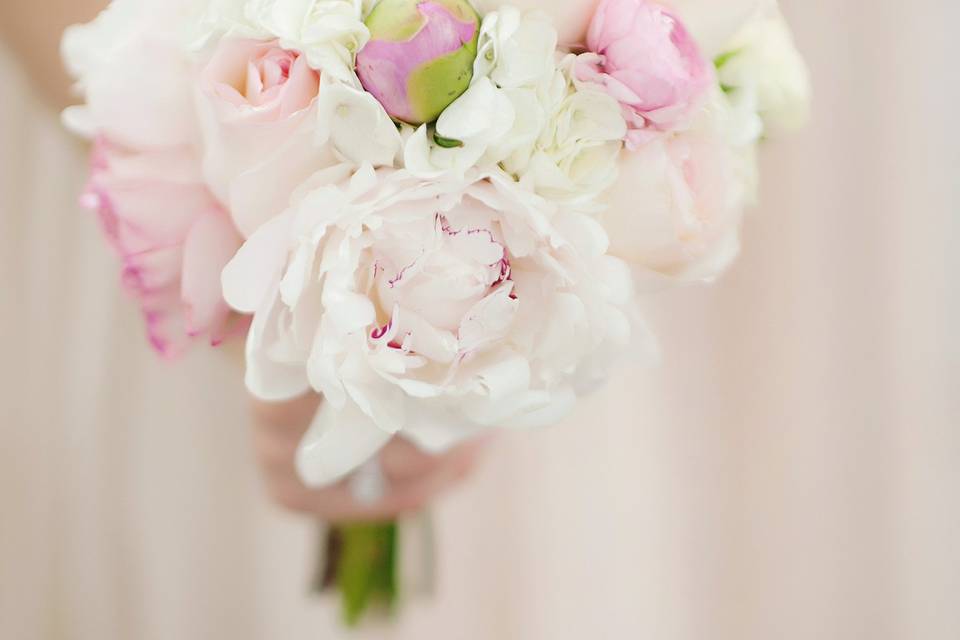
[{"x1": 3, "y1": 0, "x2": 599, "y2": 521}]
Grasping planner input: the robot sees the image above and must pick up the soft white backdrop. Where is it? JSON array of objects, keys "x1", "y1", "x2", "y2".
[{"x1": 1, "y1": 1, "x2": 957, "y2": 639}]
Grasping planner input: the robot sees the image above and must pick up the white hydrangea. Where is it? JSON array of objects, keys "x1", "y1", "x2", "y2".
[
  {"x1": 512, "y1": 56, "x2": 627, "y2": 210},
  {"x1": 715, "y1": 1, "x2": 811, "y2": 137},
  {"x1": 315, "y1": 74, "x2": 403, "y2": 167},
  {"x1": 402, "y1": 7, "x2": 560, "y2": 180}
]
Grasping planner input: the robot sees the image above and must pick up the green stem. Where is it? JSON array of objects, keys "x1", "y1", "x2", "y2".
[{"x1": 334, "y1": 520, "x2": 399, "y2": 627}]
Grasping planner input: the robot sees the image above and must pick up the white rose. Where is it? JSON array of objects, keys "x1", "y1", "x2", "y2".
[
  {"x1": 716, "y1": 2, "x2": 811, "y2": 136},
  {"x1": 598, "y1": 90, "x2": 758, "y2": 286},
  {"x1": 223, "y1": 166, "x2": 636, "y2": 486}
]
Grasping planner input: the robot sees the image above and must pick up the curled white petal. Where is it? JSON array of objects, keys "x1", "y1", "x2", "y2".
[
  {"x1": 222, "y1": 212, "x2": 292, "y2": 314},
  {"x1": 296, "y1": 398, "x2": 393, "y2": 487}
]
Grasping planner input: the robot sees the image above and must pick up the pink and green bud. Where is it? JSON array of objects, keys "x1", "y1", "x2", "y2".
[{"x1": 356, "y1": 0, "x2": 480, "y2": 125}]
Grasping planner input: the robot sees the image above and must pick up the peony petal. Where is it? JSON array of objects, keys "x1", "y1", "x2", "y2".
[
  {"x1": 472, "y1": 351, "x2": 531, "y2": 400},
  {"x1": 181, "y1": 209, "x2": 243, "y2": 336},
  {"x1": 402, "y1": 403, "x2": 486, "y2": 453},
  {"x1": 222, "y1": 212, "x2": 292, "y2": 314},
  {"x1": 244, "y1": 285, "x2": 311, "y2": 401},
  {"x1": 458, "y1": 285, "x2": 520, "y2": 354},
  {"x1": 460, "y1": 385, "x2": 576, "y2": 428},
  {"x1": 296, "y1": 398, "x2": 393, "y2": 488},
  {"x1": 321, "y1": 287, "x2": 377, "y2": 334}
]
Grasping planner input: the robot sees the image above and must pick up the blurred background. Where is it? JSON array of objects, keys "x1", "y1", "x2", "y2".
[{"x1": 1, "y1": 1, "x2": 957, "y2": 639}]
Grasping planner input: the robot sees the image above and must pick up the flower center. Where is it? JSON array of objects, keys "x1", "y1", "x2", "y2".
[
  {"x1": 244, "y1": 49, "x2": 296, "y2": 106},
  {"x1": 372, "y1": 215, "x2": 507, "y2": 333},
  {"x1": 363, "y1": 212, "x2": 520, "y2": 365}
]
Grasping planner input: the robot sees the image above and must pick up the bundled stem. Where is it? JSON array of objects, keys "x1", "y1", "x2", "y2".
[{"x1": 328, "y1": 521, "x2": 400, "y2": 626}]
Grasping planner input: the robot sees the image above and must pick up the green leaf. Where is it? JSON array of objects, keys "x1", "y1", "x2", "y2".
[
  {"x1": 713, "y1": 49, "x2": 742, "y2": 70},
  {"x1": 433, "y1": 133, "x2": 464, "y2": 148}
]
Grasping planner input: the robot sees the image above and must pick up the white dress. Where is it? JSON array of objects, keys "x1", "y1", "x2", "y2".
[{"x1": 1, "y1": 2, "x2": 958, "y2": 638}]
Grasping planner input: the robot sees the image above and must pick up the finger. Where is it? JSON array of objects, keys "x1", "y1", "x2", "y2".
[
  {"x1": 250, "y1": 393, "x2": 321, "y2": 438},
  {"x1": 378, "y1": 438, "x2": 446, "y2": 482},
  {"x1": 375, "y1": 443, "x2": 483, "y2": 515},
  {"x1": 379, "y1": 434, "x2": 494, "y2": 483}
]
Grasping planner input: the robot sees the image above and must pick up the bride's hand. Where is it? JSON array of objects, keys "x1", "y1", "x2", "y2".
[{"x1": 251, "y1": 394, "x2": 487, "y2": 522}]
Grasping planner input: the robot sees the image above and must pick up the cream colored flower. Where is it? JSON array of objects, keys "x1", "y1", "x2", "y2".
[
  {"x1": 715, "y1": 1, "x2": 811, "y2": 136},
  {"x1": 514, "y1": 57, "x2": 627, "y2": 209},
  {"x1": 223, "y1": 166, "x2": 636, "y2": 485}
]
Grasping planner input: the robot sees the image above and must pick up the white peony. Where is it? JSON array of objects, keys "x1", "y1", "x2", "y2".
[
  {"x1": 715, "y1": 1, "x2": 811, "y2": 136},
  {"x1": 223, "y1": 165, "x2": 637, "y2": 486}
]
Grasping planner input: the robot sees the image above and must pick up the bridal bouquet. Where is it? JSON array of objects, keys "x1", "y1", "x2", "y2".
[{"x1": 63, "y1": 0, "x2": 808, "y2": 625}]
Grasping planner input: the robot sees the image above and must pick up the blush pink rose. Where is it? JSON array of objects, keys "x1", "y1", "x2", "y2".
[
  {"x1": 578, "y1": 0, "x2": 713, "y2": 149},
  {"x1": 597, "y1": 97, "x2": 755, "y2": 287},
  {"x1": 82, "y1": 139, "x2": 245, "y2": 358},
  {"x1": 204, "y1": 39, "x2": 320, "y2": 121},
  {"x1": 198, "y1": 39, "x2": 337, "y2": 238}
]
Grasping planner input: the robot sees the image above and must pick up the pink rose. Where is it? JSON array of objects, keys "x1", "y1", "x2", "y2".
[
  {"x1": 578, "y1": 0, "x2": 713, "y2": 149},
  {"x1": 198, "y1": 39, "x2": 337, "y2": 238},
  {"x1": 82, "y1": 139, "x2": 245, "y2": 358}
]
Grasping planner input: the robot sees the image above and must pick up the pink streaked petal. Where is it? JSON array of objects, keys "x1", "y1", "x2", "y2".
[
  {"x1": 121, "y1": 245, "x2": 183, "y2": 295},
  {"x1": 141, "y1": 294, "x2": 192, "y2": 360}
]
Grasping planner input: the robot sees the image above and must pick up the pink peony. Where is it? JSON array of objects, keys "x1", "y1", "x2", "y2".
[
  {"x1": 355, "y1": 0, "x2": 480, "y2": 125},
  {"x1": 578, "y1": 0, "x2": 713, "y2": 149},
  {"x1": 82, "y1": 139, "x2": 245, "y2": 358}
]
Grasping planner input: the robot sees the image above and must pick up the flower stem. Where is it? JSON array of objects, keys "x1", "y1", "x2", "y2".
[{"x1": 333, "y1": 520, "x2": 400, "y2": 627}]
